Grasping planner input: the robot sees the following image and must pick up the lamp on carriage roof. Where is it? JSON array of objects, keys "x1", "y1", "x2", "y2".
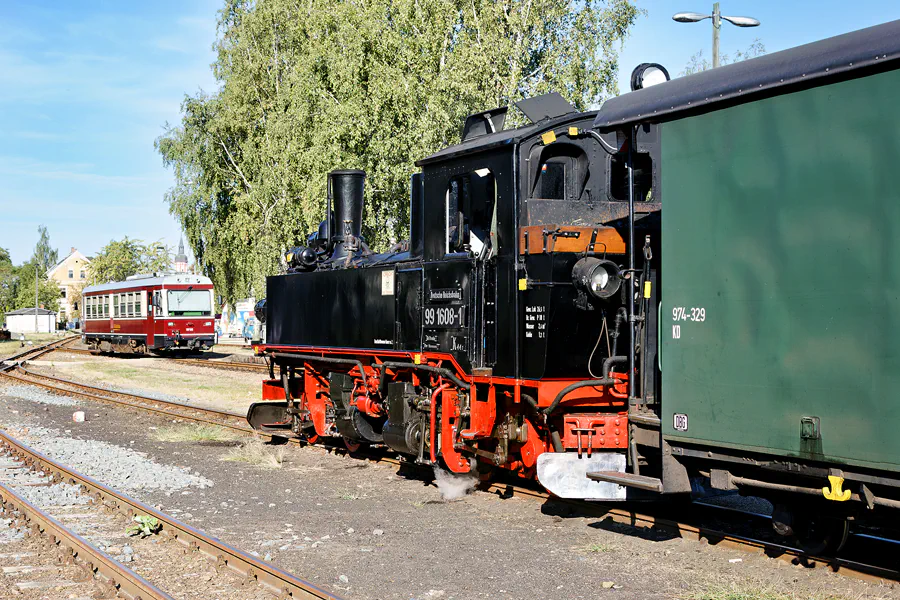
[{"x1": 673, "y1": 2, "x2": 760, "y2": 68}]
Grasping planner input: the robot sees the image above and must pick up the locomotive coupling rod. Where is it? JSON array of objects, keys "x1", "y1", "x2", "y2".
[
  {"x1": 375, "y1": 361, "x2": 471, "y2": 394},
  {"x1": 271, "y1": 353, "x2": 366, "y2": 382}
]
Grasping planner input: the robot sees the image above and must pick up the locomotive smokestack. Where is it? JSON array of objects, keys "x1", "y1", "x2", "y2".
[{"x1": 328, "y1": 169, "x2": 366, "y2": 259}]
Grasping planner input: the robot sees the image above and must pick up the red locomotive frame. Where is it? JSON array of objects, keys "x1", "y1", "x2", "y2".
[
  {"x1": 254, "y1": 343, "x2": 628, "y2": 479},
  {"x1": 82, "y1": 274, "x2": 216, "y2": 353}
]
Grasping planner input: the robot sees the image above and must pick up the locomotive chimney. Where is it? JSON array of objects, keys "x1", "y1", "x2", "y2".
[{"x1": 328, "y1": 169, "x2": 366, "y2": 260}]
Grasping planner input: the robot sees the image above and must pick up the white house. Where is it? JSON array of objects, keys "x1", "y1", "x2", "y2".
[{"x1": 4, "y1": 308, "x2": 57, "y2": 334}]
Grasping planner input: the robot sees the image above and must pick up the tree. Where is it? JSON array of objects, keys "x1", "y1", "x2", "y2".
[
  {"x1": 87, "y1": 237, "x2": 174, "y2": 285},
  {"x1": 12, "y1": 261, "x2": 60, "y2": 313},
  {"x1": 141, "y1": 241, "x2": 174, "y2": 274},
  {"x1": 0, "y1": 248, "x2": 15, "y2": 317},
  {"x1": 32, "y1": 225, "x2": 59, "y2": 273},
  {"x1": 157, "y1": 0, "x2": 641, "y2": 304},
  {"x1": 681, "y1": 39, "x2": 766, "y2": 76}
]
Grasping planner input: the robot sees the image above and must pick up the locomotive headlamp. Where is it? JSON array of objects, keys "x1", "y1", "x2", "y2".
[
  {"x1": 572, "y1": 257, "x2": 621, "y2": 299},
  {"x1": 630, "y1": 63, "x2": 671, "y2": 92}
]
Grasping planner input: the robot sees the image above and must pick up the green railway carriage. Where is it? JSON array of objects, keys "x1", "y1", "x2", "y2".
[{"x1": 590, "y1": 20, "x2": 900, "y2": 548}]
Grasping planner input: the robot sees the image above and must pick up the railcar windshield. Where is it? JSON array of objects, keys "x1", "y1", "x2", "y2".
[{"x1": 167, "y1": 290, "x2": 211, "y2": 317}]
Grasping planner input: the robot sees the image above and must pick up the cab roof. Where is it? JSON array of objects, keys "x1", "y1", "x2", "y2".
[{"x1": 416, "y1": 111, "x2": 594, "y2": 167}]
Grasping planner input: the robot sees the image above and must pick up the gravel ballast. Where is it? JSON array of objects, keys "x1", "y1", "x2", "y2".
[
  {"x1": 5, "y1": 424, "x2": 212, "y2": 493},
  {"x1": 3, "y1": 384, "x2": 80, "y2": 407},
  {"x1": 0, "y1": 380, "x2": 897, "y2": 599}
]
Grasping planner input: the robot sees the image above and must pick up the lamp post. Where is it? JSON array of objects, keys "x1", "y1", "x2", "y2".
[{"x1": 673, "y1": 3, "x2": 760, "y2": 68}]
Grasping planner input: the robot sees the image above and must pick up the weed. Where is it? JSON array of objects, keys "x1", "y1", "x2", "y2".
[
  {"x1": 587, "y1": 543, "x2": 614, "y2": 553},
  {"x1": 127, "y1": 515, "x2": 162, "y2": 538},
  {"x1": 339, "y1": 493, "x2": 361, "y2": 500},
  {"x1": 154, "y1": 424, "x2": 237, "y2": 443},
  {"x1": 222, "y1": 438, "x2": 285, "y2": 468}
]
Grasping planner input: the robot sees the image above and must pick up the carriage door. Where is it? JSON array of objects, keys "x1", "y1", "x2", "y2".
[{"x1": 143, "y1": 290, "x2": 153, "y2": 348}]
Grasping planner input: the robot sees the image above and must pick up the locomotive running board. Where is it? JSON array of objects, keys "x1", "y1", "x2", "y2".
[{"x1": 536, "y1": 452, "x2": 627, "y2": 500}]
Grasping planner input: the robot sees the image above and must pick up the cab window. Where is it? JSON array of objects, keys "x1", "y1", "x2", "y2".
[{"x1": 445, "y1": 168, "x2": 496, "y2": 258}]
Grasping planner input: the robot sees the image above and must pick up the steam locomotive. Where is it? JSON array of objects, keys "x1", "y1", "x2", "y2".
[{"x1": 250, "y1": 21, "x2": 900, "y2": 553}]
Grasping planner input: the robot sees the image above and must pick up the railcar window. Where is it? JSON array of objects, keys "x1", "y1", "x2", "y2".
[
  {"x1": 103, "y1": 295, "x2": 109, "y2": 318},
  {"x1": 608, "y1": 151, "x2": 653, "y2": 202},
  {"x1": 153, "y1": 291, "x2": 162, "y2": 316},
  {"x1": 167, "y1": 290, "x2": 211, "y2": 317},
  {"x1": 119, "y1": 295, "x2": 126, "y2": 318},
  {"x1": 126, "y1": 293, "x2": 133, "y2": 318}
]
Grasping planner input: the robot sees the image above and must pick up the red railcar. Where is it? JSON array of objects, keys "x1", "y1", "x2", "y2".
[{"x1": 82, "y1": 274, "x2": 216, "y2": 353}]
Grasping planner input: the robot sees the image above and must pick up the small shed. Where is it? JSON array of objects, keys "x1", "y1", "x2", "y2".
[{"x1": 4, "y1": 308, "x2": 57, "y2": 334}]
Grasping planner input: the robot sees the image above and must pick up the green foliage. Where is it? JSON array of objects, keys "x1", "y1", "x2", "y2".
[
  {"x1": 11, "y1": 261, "x2": 60, "y2": 313},
  {"x1": 681, "y1": 39, "x2": 766, "y2": 76},
  {"x1": 0, "y1": 248, "x2": 16, "y2": 317},
  {"x1": 126, "y1": 515, "x2": 162, "y2": 538},
  {"x1": 157, "y1": 0, "x2": 641, "y2": 304},
  {"x1": 0, "y1": 228, "x2": 62, "y2": 317},
  {"x1": 87, "y1": 237, "x2": 173, "y2": 285},
  {"x1": 32, "y1": 225, "x2": 58, "y2": 273}
]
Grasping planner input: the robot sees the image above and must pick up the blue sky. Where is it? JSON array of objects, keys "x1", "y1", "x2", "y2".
[{"x1": 2, "y1": 1, "x2": 899, "y2": 265}]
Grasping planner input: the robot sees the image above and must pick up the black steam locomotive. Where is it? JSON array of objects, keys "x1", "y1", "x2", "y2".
[
  {"x1": 249, "y1": 91, "x2": 659, "y2": 500},
  {"x1": 250, "y1": 20, "x2": 900, "y2": 554}
]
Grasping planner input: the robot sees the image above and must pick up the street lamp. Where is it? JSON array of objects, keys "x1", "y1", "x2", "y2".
[{"x1": 673, "y1": 3, "x2": 760, "y2": 68}]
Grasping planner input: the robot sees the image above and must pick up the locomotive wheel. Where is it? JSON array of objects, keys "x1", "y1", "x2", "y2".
[
  {"x1": 791, "y1": 513, "x2": 850, "y2": 556},
  {"x1": 343, "y1": 437, "x2": 363, "y2": 453}
]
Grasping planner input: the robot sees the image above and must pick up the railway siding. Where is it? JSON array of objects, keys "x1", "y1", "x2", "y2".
[{"x1": 0, "y1": 429, "x2": 339, "y2": 600}]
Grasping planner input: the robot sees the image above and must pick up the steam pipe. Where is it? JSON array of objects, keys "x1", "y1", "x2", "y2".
[
  {"x1": 542, "y1": 378, "x2": 616, "y2": 417},
  {"x1": 375, "y1": 361, "x2": 470, "y2": 394},
  {"x1": 271, "y1": 353, "x2": 366, "y2": 385},
  {"x1": 627, "y1": 126, "x2": 637, "y2": 407},
  {"x1": 522, "y1": 391, "x2": 564, "y2": 453}
]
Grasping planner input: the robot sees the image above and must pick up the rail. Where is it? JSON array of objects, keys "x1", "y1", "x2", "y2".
[
  {"x1": 3, "y1": 361, "x2": 898, "y2": 584},
  {"x1": 0, "y1": 477, "x2": 172, "y2": 600},
  {"x1": 0, "y1": 429, "x2": 340, "y2": 599}
]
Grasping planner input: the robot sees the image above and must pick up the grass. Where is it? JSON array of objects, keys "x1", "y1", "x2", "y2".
[
  {"x1": 587, "y1": 543, "x2": 615, "y2": 553},
  {"x1": 222, "y1": 438, "x2": 285, "y2": 468},
  {"x1": 0, "y1": 332, "x2": 72, "y2": 357},
  {"x1": 681, "y1": 585, "x2": 851, "y2": 600},
  {"x1": 154, "y1": 424, "x2": 238, "y2": 443}
]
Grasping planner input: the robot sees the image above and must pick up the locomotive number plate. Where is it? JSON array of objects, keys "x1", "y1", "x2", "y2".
[{"x1": 424, "y1": 305, "x2": 466, "y2": 328}]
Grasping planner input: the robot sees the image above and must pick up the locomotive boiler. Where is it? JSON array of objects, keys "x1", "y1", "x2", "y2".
[{"x1": 250, "y1": 20, "x2": 900, "y2": 554}]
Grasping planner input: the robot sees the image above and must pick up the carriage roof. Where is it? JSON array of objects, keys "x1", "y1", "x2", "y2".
[{"x1": 82, "y1": 274, "x2": 212, "y2": 295}]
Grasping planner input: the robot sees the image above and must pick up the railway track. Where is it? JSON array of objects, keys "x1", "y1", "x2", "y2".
[
  {"x1": 1, "y1": 335, "x2": 79, "y2": 366},
  {"x1": 51, "y1": 345, "x2": 271, "y2": 373},
  {"x1": 2, "y1": 355, "x2": 899, "y2": 585},
  {"x1": 0, "y1": 428, "x2": 340, "y2": 600}
]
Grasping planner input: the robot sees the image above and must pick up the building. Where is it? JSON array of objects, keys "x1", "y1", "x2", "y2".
[
  {"x1": 46, "y1": 248, "x2": 91, "y2": 324},
  {"x1": 174, "y1": 238, "x2": 189, "y2": 273},
  {"x1": 4, "y1": 308, "x2": 56, "y2": 334}
]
